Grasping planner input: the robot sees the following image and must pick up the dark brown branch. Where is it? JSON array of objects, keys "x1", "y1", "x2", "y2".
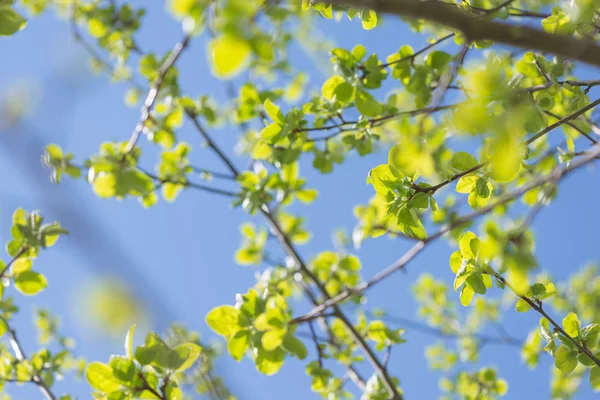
[{"x1": 330, "y1": 0, "x2": 600, "y2": 69}]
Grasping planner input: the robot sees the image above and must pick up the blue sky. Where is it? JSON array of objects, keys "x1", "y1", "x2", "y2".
[{"x1": 0, "y1": 2, "x2": 599, "y2": 399}]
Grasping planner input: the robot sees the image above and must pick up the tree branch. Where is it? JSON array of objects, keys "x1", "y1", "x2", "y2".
[
  {"x1": 182, "y1": 112, "x2": 388, "y2": 396},
  {"x1": 292, "y1": 143, "x2": 600, "y2": 323},
  {"x1": 330, "y1": 0, "x2": 600, "y2": 69},
  {"x1": 492, "y1": 273, "x2": 600, "y2": 367},
  {"x1": 1, "y1": 317, "x2": 57, "y2": 400},
  {"x1": 124, "y1": 35, "x2": 192, "y2": 154}
]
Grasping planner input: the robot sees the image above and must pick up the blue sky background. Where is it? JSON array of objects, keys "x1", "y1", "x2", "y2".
[{"x1": 0, "y1": 1, "x2": 599, "y2": 399}]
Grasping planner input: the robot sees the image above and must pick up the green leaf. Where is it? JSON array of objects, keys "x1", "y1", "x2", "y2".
[
  {"x1": 125, "y1": 324, "x2": 136, "y2": 359},
  {"x1": 262, "y1": 330, "x2": 285, "y2": 351},
  {"x1": 515, "y1": 298, "x2": 532, "y2": 312},
  {"x1": 426, "y1": 51, "x2": 451, "y2": 70},
  {"x1": 134, "y1": 345, "x2": 156, "y2": 366},
  {"x1": 460, "y1": 284, "x2": 474, "y2": 306},
  {"x1": 451, "y1": 152, "x2": 479, "y2": 172},
  {"x1": 282, "y1": 335, "x2": 307, "y2": 360},
  {"x1": 582, "y1": 324, "x2": 599, "y2": 348},
  {"x1": 85, "y1": 362, "x2": 122, "y2": 393},
  {"x1": 459, "y1": 231, "x2": 480, "y2": 259},
  {"x1": 109, "y1": 357, "x2": 135, "y2": 382},
  {"x1": 321, "y1": 75, "x2": 345, "y2": 100},
  {"x1": 351, "y1": 44, "x2": 367, "y2": 61},
  {"x1": 0, "y1": 6, "x2": 26, "y2": 36},
  {"x1": 255, "y1": 348, "x2": 285, "y2": 375},
  {"x1": 577, "y1": 352, "x2": 595, "y2": 366},
  {"x1": 209, "y1": 35, "x2": 252, "y2": 78},
  {"x1": 355, "y1": 88, "x2": 381, "y2": 117},
  {"x1": 165, "y1": 381, "x2": 183, "y2": 400},
  {"x1": 562, "y1": 313, "x2": 581, "y2": 338},
  {"x1": 228, "y1": 330, "x2": 250, "y2": 361},
  {"x1": 466, "y1": 274, "x2": 486, "y2": 295},
  {"x1": 296, "y1": 189, "x2": 318, "y2": 203},
  {"x1": 456, "y1": 174, "x2": 478, "y2": 194},
  {"x1": 360, "y1": 9, "x2": 377, "y2": 30},
  {"x1": 14, "y1": 271, "x2": 47, "y2": 295},
  {"x1": 449, "y1": 250, "x2": 462, "y2": 274},
  {"x1": 410, "y1": 192, "x2": 429, "y2": 209},
  {"x1": 173, "y1": 343, "x2": 202, "y2": 371},
  {"x1": 591, "y1": 366, "x2": 600, "y2": 390},
  {"x1": 206, "y1": 306, "x2": 241, "y2": 336},
  {"x1": 555, "y1": 345, "x2": 578, "y2": 373},
  {"x1": 264, "y1": 99, "x2": 285, "y2": 124}
]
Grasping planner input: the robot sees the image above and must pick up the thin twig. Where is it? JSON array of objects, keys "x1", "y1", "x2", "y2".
[
  {"x1": 492, "y1": 273, "x2": 600, "y2": 367},
  {"x1": 0, "y1": 247, "x2": 27, "y2": 279},
  {"x1": 369, "y1": 311, "x2": 521, "y2": 347},
  {"x1": 1, "y1": 317, "x2": 57, "y2": 400},
  {"x1": 124, "y1": 35, "x2": 192, "y2": 154},
  {"x1": 291, "y1": 144, "x2": 600, "y2": 322},
  {"x1": 379, "y1": 33, "x2": 454, "y2": 69}
]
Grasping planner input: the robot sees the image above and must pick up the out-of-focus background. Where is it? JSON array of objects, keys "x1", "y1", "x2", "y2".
[{"x1": 0, "y1": 1, "x2": 599, "y2": 398}]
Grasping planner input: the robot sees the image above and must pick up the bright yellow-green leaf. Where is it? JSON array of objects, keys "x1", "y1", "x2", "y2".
[
  {"x1": 174, "y1": 343, "x2": 202, "y2": 371},
  {"x1": 87, "y1": 18, "x2": 108, "y2": 38},
  {"x1": 449, "y1": 250, "x2": 462, "y2": 274},
  {"x1": 321, "y1": 75, "x2": 345, "y2": 100},
  {"x1": 252, "y1": 142, "x2": 273, "y2": 159},
  {"x1": 118, "y1": 325, "x2": 134, "y2": 363},
  {"x1": 206, "y1": 305, "x2": 241, "y2": 337},
  {"x1": 93, "y1": 173, "x2": 117, "y2": 198},
  {"x1": 489, "y1": 133, "x2": 523, "y2": 183},
  {"x1": 460, "y1": 284, "x2": 474, "y2": 306},
  {"x1": 562, "y1": 313, "x2": 581, "y2": 338},
  {"x1": 262, "y1": 330, "x2": 285, "y2": 351},
  {"x1": 360, "y1": 9, "x2": 377, "y2": 30},
  {"x1": 456, "y1": 174, "x2": 478, "y2": 194},
  {"x1": 368, "y1": 164, "x2": 395, "y2": 196},
  {"x1": 14, "y1": 271, "x2": 47, "y2": 295},
  {"x1": 85, "y1": 362, "x2": 122, "y2": 393},
  {"x1": 209, "y1": 35, "x2": 252, "y2": 79},
  {"x1": 296, "y1": 189, "x2": 317, "y2": 203},
  {"x1": 228, "y1": 330, "x2": 250, "y2": 361},
  {"x1": 11, "y1": 257, "x2": 32, "y2": 274},
  {"x1": 255, "y1": 348, "x2": 285, "y2": 375},
  {"x1": 459, "y1": 231, "x2": 480, "y2": 259},
  {"x1": 515, "y1": 298, "x2": 532, "y2": 312},
  {"x1": 451, "y1": 152, "x2": 479, "y2": 172},
  {"x1": 264, "y1": 99, "x2": 285, "y2": 124},
  {"x1": 355, "y1": 88, "x2": 381, "y2": 117}
]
